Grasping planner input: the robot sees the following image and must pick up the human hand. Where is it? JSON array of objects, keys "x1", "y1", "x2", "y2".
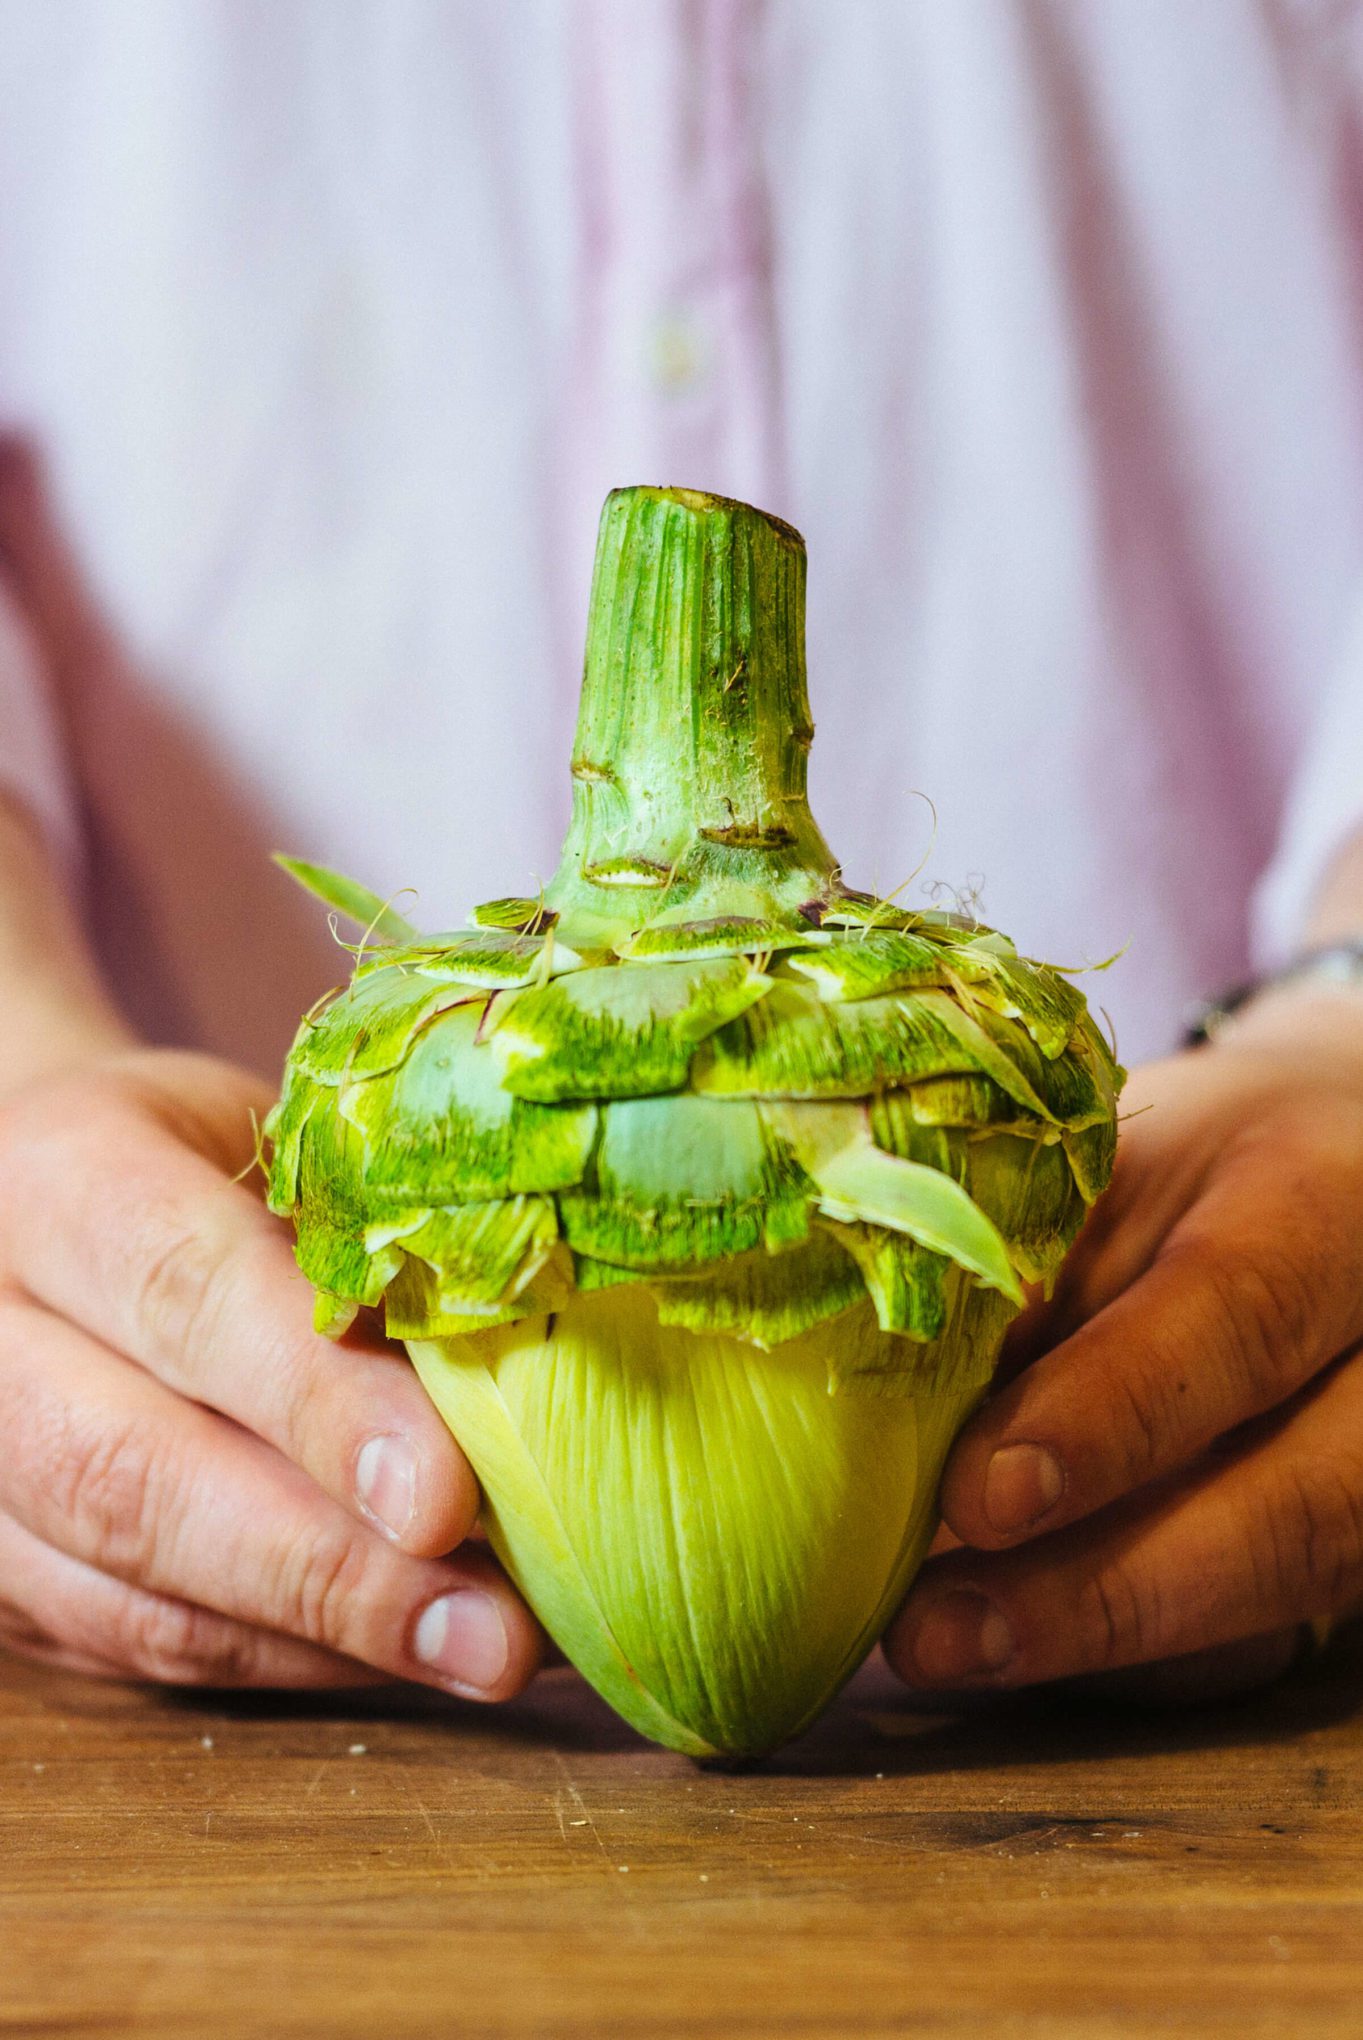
[
  {"x1": 0, "y1": 1048, "x2": 542, "y2": 1697},
  {"x1": 883, "y1": 987, "x2": 1363, "y2": 1702}
]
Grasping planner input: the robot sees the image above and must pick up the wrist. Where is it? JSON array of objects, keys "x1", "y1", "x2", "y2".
[
  {"x1": 1210, "y1": 972, "x2": 1363, "y2": 1075},
  {"x1": 0, "y1": 797, "x2": 132, "y2": 1103},
  {"x1": 1187, "y1": 938, "x2": 1363, "y2": 1044}
]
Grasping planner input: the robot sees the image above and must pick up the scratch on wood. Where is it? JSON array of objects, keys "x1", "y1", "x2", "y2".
[
  {"x1": 399, "y1": 1775, "x2": 455, "y2": 1871},
  {"x1": 551, "y1": 1752, "x2": 611, "y2": 1867},
  {"x1": 303, "y1": 1762, "x2": 331, "y2": 1801}
]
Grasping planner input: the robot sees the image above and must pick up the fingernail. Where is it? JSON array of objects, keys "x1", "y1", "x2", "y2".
[
  {"x1": 911, "y1": 1591, "x2": 1015, "y2": 1685},
  {"x1": 355, "y1": 1434, "x2": 418, "y2": 1542},
  {"x1": 983, "y1": 1442, "x2": 1064, "y2": 1536},
  {"x1": 414, "y1": 1591, "x2": 509, "y2": 1694}
]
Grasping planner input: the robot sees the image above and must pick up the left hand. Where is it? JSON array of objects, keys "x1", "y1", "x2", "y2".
[{"x1": 883, "y1": 984, "x2": 1363, "y2": 1702}]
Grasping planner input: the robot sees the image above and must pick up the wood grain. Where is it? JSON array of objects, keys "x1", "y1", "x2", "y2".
[{"x1": 3, "y1": 1637, "x2": 1363, "y2": 2038}]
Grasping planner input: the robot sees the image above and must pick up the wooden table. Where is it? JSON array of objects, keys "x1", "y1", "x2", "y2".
[{"x1": 3, "y1": 1635, "x2": 1362, "y2": 2039}]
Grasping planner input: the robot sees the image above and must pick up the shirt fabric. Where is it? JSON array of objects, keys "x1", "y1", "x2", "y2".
[{"x1": 2, "y1": 0, "x2": 1363, "y2": 1074}]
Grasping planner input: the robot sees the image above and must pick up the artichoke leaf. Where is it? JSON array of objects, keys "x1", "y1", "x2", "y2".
[
  {"x1": 691, "y1": 980, "x2": 1004, "y2": 1100},
  {"x1": 470, "y1": 896, "x2": 559, "y2": 935},
  {"x1": 784, "y1": 929, "x2": 962, "y2": 1002},
  {"x1": 263, "y1": 1080, "x2": 316, "y2": 1214},
  {"x1": 616, "y1": 915, "x2": 830, "y2": 963},
  {"x1": 273, "y1": 853, "x2": 419, "y2": 944},
  {"x1": 559, "y1": 1093, "x2": 812, "y2": 1268},
  {"x1": 899, "y1": 1071, "x2": 1049, "y2": 1132},
  {"x1": 763, "y1": 1100, "x2": 1024, "y2": 1306},
  {"x1": 340, "y1": 1002, "x2": 597, "y2": 1202},
  {"x1": 356, "y1": 929, "x2": 585, "y2": 990},
  {"x1": 292, "y1": 966, "x2": 480, "y2": 1086},
  {"x1": 871, "y1": 1096, "x2": 1082, "y2": 1285},
  {"x1": 820, "y1": 1220, "x2": 950, "y2": 1340},
  {"x1": 826, "y1": 1279, "x2": 1016, "y2": 1399},
  {"x1": 313, "y1": 1291, "x2": 360, "y2": 1340},
  {"x1": 291, "y1": 1103, "x2": 406, "y2": 1306},
  {"x1": 948, "y1": 953, "x2": 1087, "y2": 1060},
  {"x1": 384, "y1": 1242, "x2": 574, "y2": 1339},
  {"x1": 1064, "y1": 1112, "x2": 1121, "y2": 1206},
  {"x1": 960, "y1": 1130, "x2": 1088, "y2": 1287},
  {"x1": 396, "y1": 1196, "x2": 561, "y2": 1312},
  {"x1": 692, "y1": 978, "x2": 1088, "y2": 1125},
  {"x1": 648, "y1": 1227, "x2": 868, "y2": 1348},
  {"x1": 489, "y1": 956, "x2": 774, "y2": 1101}
]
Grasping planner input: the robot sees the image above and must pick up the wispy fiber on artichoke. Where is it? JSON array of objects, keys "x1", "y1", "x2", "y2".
[{"x1": 267, "y1": 486, "x2": 1124, "y2": 1758}]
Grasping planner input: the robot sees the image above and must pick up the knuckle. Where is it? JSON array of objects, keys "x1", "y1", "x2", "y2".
[
  {"x1": 116, "y1": 1593, "x2": 265, "y2": 1687},
  {"x1": 48, "y1": 1412, "x2": 162, "y2": 1573},
  {"x1": 1168, "y1": 1236, "x2": 1314, "y2": 1410},
  {"x1": 1108, "y1": 1363, "x2": 1169, "y2": 1487},
  {"x1": 130, "y1": 1208, "x2": 233, "y2": 1366},
  {"x1": 1256, "y1": 1461, "x2": 1363, "y2": 1617},
  {"x1": 1077, "y1": 1558, "x2": 1162, "y2": 1669},
  {"x1": 273, "y1": 1527, "x2": 373, "y2": 1654}
]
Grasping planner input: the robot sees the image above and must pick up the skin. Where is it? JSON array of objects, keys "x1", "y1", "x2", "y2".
[
  {"x1": 883, "y1": 883, "x2": 1363, "y2": 1702},
  {"x1": 0, "y1": 795, "x2": 542, "y2": 1698}
]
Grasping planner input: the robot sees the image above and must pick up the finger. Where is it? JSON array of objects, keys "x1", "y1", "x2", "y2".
[
  {"x1": 1061, "y1": 1627, "x2": 1304, "y2": 1707},
  {"x1": 0, "y1": 1298, "x2": 543, "y2": 1701},
  {"x1": 885, "y1": 1350, "x2": 1363, "y2": 1691},
  {"x1": 0, "y1": 1508, "x2": 387, "y2": 1689},
  {"x1": 1005, "y1": 1041, "x2": 1363, "y2": 1370},
  {"x1": 941, "y1": 1113, "x2": 1363, "y2": 1549},
  {"x1": 0, "y1": 1059, "x2": 479, "y2": 1555}
]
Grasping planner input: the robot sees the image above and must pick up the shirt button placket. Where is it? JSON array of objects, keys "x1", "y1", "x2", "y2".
[{"x1": 586, "y1": 0, "x2": 782, "y2": 511}]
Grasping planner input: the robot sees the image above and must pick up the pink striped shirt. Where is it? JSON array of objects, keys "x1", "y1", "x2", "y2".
[{"x1": 2, "y1": 0, "x2": 1362, "y2": 1070}]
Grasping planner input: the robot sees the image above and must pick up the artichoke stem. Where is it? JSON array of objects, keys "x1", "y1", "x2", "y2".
[{"x1": 546, "y1": 487, "x2": 838, "y2": 938}]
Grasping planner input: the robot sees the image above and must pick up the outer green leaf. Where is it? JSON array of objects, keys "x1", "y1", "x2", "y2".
[
  {"x1": 784, "y1": 929, "x2": 957, "y2": 1001},
  {"x1": 292, "y1": 1102, "x2": 405, "y2": 1306},
  {"x1": 292, "y1": 966, "x2": 477, "y2": 1086},
  {"x1": 808, "y1": 894, "x2": 919, "y2": 932},
  {"x1": 490, "y1": 957, "x2": 773, "y2": 1102},
  {"x1": 954, "y1": 954, "x2": 1087, "y2": 1059},
  {"x1": 470, "y1": 896, "x2": 558, "y2": 934},
  {"x1": 263, "y1": 1080, "x2": 315, "y2": 1214},
  {"x1": 1064, "y1": 1112, "x2": 1120, "y2": 1205},
  {"x1": 763, "y1": 1101, "x2": 1023, "y2": 1305},
  {"x1": 559, "y1": 1093, "x2": 811, "y2": 1267},
  {"x1": 313, "y1": 1292, "x2": 360, "y2": 1339},
  {"x1": 821, "y1": 1221, "x2": 950, "y2": 1340},
  {"x1": 355, "y1": 929, "x2": 583, "y2": 990},
  {"x1": 273, "y1": 853, "x2": 419, "y2": 944},
  {"x1": 397, "y1": 1196, "x2": 560, "y2": 1312},
  {"x1": 690, "y1": 980, "x2": 1008, "y2": 1101},
  {"x1": 826, "y1": 1279, "x2": 1015, "y2": 1398},
  {"x1": 648, "y1": 1228, "x2": 868, "y2": 1348},
  {"x1": 960, "y1": 1131, "x2": 1087, "y2": 1286},
  {"x1": 616, "y1": 916, "x2": 828, "y2": 962},
  {"x1": 897, "y1": 1072, "x2": 1040, "y2": 1131},
  {"x1": 571, "y1": 1255, "x2": 650, "y2": 1293},
  {"x1": 340, "y1": 1002, "x2": 597, "y2": 1202},
  {"x1": 384, "y1": 1242, "x2": 573, "y2": 1339},
  {"x1": 694, "y1": 979, "x2": 1085, "y2": 1128}
]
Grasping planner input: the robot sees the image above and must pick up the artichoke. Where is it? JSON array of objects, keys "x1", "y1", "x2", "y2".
[{"x1": 266, "y1": 486, "x2": 1123, "y2": 1759}]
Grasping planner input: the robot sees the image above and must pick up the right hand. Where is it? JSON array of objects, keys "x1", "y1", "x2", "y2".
[{"x1": 0, "y1": 1047, "x2": 543, "y2": 1697}]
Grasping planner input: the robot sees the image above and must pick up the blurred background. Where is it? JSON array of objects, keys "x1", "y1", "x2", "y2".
[{"x1": 3, "y1": 0, "x2": 1363, "y2": 1072}]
